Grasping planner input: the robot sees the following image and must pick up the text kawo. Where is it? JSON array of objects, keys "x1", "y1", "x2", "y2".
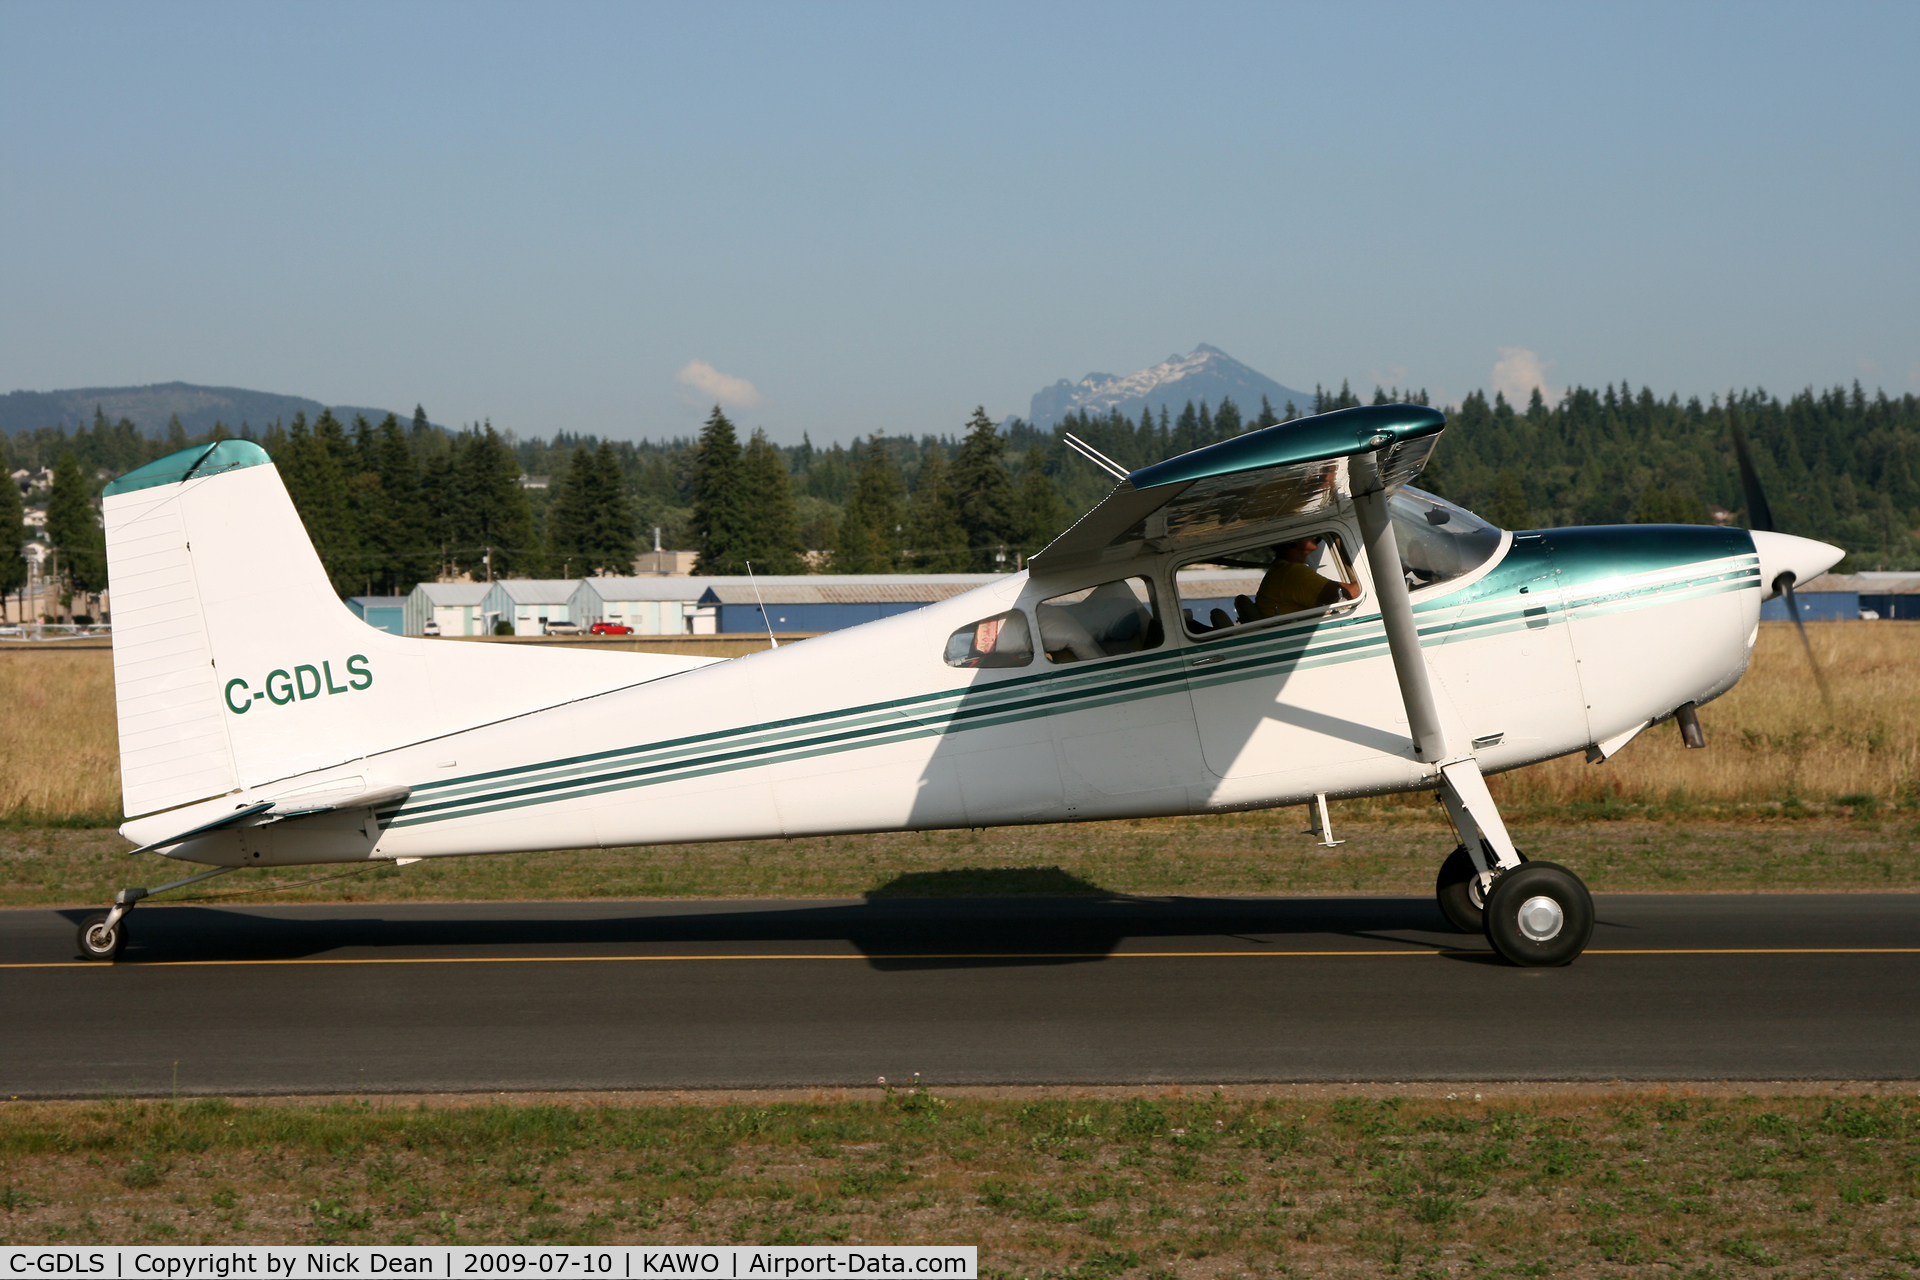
[{"x1": 224, "y1": 656, "x2": 372, "y2": 714}]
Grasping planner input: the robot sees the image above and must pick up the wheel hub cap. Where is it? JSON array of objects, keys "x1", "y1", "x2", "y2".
[{"x1": 1516, "y1": 895, "x2": 1564, "y2": 941}]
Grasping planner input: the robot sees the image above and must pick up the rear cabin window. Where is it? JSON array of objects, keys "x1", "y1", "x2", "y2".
[
  {"x1": 1036, "y1": 577, "x2": 1163, "y2": 665},
  {"x1": 943, "y1": 609, "x2": 1034, "y2": 669},
  {"x1": 1177, "y1": 531, "x2": 1360, "y2": 637}
]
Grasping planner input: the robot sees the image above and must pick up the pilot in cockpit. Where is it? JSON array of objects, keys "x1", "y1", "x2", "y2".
[{"x1": 1254, "y1": 536, "x2": 1359, "y2": 618}]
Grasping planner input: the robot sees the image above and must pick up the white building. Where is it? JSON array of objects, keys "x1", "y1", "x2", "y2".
[
  {"x1": 478, "y1": 579, "x2": 582, "y2": 636},
  {"x1": 403, "y1": 582, "x2": 490, "y2": 637},
  {"x1": 569, "y1": 576, "x2": 721, "y2": 635}
]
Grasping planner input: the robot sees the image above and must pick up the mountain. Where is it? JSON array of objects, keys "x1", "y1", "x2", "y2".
[
  {"x1": 0, "y1": 381, "x2": 418, "y2": 439},
  {"x1": 1021, "y1": 344, "x2": 1317, "y2": 430}
]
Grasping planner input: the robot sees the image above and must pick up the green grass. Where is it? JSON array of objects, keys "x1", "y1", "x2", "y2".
[
  {"x1": 0, "y1": 1091, "x2": 1915, "y2": 1272},
  {"x1": 4, "y1": 808, "x2": 1919, "y2": 909}
]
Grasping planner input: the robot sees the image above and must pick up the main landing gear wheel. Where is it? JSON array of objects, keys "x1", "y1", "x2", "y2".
[
  {"x1": 1434, "y1": 844, "x2": 1527, "y2": 933},
  {"x1": 1482, "y1": 861, "x2": 1593, "y2": 967},
  {"x1": 77, "y1": 911, "x2": 127, "y2": 962}
]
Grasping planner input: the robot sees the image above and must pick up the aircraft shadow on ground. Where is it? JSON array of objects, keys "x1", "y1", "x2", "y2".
[{"x1": 57, "y1": 867, "x2": 1476, "y2": 968}]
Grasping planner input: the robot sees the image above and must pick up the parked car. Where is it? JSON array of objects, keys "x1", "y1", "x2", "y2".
[
  {"x1": 542, "y1": 621, "x2": 583, "y2": 635},
  {"x1": 589, "y1": 622, "x2": 634, "y2": 635},
  {"x1": 422, "y1": 620, "x2": 442, "y2": 636}
]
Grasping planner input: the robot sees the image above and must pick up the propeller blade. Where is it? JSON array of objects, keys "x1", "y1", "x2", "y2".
[
  {"x1": 1728, "y1": 405, "x2": 1774, "y2": 533},
  {"x1": 1779, "y1": 575, "x2": 1834, "y2": 711}
]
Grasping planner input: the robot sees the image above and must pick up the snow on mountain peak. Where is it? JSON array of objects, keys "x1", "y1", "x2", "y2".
[{"x1": 1023, "y1": 345, "x2": 1314, "y2": 430}]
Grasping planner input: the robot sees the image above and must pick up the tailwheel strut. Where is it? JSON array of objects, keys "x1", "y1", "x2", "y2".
[{"x1": 76, "y1": 866, "x2": 238, "y2": 962}]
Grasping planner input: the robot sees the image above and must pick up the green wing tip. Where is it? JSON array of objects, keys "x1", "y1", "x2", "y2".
[{"x1": 1130, "y1": 403, "x2": 1447, "y2": 490}]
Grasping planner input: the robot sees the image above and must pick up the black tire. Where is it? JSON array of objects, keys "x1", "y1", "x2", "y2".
[
  {"x1": 1482, "y1": 861, "x2": 1593, "y2": 967},
  {"x1": 1435, "y1": 844, "x2": 1526, "y2": 933},
  {"x1": 77, "y1": 911, "x2": 126, "y2": 962}
]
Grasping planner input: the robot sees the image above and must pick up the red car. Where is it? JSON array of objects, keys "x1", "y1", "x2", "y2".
[{"x1": 589, "y1": 622, "x2": 634, "y2": 635}]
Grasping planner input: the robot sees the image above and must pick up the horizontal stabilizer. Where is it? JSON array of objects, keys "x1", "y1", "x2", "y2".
[
  {"x1": 125, "y1": 801, "x2": 275, "y2": 857},
  {"x1": 125, "y1": 782, "x2": 417, "y2": 856},
  {"x1": 265, "y1": 782, "x2": 412, "y2": 819}
]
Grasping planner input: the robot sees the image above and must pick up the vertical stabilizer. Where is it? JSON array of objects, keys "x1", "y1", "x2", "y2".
[{"x1": 103, "y1": 442, "x2": 718, "y2": 825}]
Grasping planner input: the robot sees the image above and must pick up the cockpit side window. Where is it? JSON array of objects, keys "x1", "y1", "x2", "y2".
[
  {"x1": 1176, "y1": 531, "x2": 1360, "y2": 638},
  {"x1": 1388, "y1": 487, "x2": 1503, "y2": 591},
  {"x1": 943, "y1": 609, "x2": 1034, "y2": 669},
  {"x1": 1037, "y1": 576, "x2": 1163, "y2": 665}
]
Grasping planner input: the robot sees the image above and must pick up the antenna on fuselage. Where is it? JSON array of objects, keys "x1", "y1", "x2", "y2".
[
  {"x1": 745, "y1": 561, "x2": 778, "y2": 651},
  {"x1": 1062, "y1": 433, "x2": 1129, "y2": 481}
]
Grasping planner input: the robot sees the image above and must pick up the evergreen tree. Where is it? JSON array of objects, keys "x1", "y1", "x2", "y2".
[
  {"x1": 45, "y1": 450, "x2": 106, "y2": 617},
  {"x1": 739, "y1": 429, "x2": 806, "y2": 573},
  {"x1": 0, "y1": 445, "x2": 27, "y2": 614},
  {"x1": 549, "y1": 446, "x2": 596, "y2": 577},
  {"x1": 1010, "y1": 445, "x2": 1068, "y2": 562},
  {"x1": 1174, "y1": 401, "x2": 1200, "y2": 454},
  {"x1": 1488, "y1": 470, "x2": 1532, "y2": 530},
  {"x1": 906, "y1": 443, "x2": 968, "y2": 572},
  {"x1": 366, "y1": 414, "x2": 434, "y2": 592},
  {"x1": 832, "y1": 436, "x2": 906, "y2": 572},
  {"x1": 691, "y1": 406, "x2": 750, "y2": 573},
  {"x1": 588, "y1": 440, "x2": 638, "y2": 573},
  {"x1": 1632, "y1": 483, "x2": 1707, "y2": 524},
  {"x1": 949, "y1": 407, "x2": 1014, "y2": 570},
  {"x1": 279, "y1": 413, "x2": 363, "y2": 595},
  {"x1": 453, "y1": 423, "x2": 539, "y2": 580},
  {"x1": 1254, "y1": 396, "x2": 1280, "y2": 430},
  {"x1": 1217, "y1": 397, "x2": 1245, "y2": 437}
]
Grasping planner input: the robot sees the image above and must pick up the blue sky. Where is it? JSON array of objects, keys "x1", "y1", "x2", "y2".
[{"x1": 2, "y1": 1, "x2": 1915, "y2": 444}]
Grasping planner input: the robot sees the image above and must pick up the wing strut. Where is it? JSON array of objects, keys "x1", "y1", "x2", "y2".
[
  {"x1": 1350, "y1": 476, "x2": 1448, "y2": 764},
  {"x1": 1350, "y1": 461, "x2": 1523, "y2": 884}
]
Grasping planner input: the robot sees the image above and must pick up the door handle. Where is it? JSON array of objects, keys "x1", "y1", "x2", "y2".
[{"x1": 1190, "y1": 654, "x2": 1226, "y2": 666}]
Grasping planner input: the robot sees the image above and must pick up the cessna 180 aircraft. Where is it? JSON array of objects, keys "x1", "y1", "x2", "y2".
[{"x1": 81, "y1": 403, "x2": 1841, "y2": 966}]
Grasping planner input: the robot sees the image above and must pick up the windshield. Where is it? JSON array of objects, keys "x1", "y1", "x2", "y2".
[{"x1": 1388, "y1": 487, "x2": 1503, "y2": 590}]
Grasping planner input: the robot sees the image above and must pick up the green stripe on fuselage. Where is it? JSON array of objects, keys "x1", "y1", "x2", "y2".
[{"x1": 381, "y1": 527, "x2": 1762, "y2": 828}]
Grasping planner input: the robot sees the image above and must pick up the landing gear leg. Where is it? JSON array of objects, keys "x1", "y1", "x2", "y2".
[
  {"x1": 1435, "y1": 843, "x2": 1528, "y2": 933},
  {"x1": 1433, "y1": 758, "x2": 1591, "y2": 964},
  {"x1": 75, "y1": 866, "x2": 238, "y2": 962}
]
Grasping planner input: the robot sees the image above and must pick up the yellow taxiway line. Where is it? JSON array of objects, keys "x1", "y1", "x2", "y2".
[{"x1": 4, "y1": 947, "x2": 1920, "y2": 969}]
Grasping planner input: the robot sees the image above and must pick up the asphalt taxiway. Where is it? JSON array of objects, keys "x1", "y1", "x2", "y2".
[{"x1": 2, "y1": 893, "x2": 1915, "y2": 1096}]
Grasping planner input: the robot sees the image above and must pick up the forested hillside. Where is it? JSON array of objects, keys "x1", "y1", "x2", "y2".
[{"x1": 6, "y1": 379, "x2": 1918, "y2": 610}]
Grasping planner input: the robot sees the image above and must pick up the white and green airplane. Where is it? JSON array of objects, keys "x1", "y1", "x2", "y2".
[{"x1": 81, "y1": 404, "x2": 1840, "y2": 966}]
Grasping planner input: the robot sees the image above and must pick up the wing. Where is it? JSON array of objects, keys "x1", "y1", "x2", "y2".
[{"x1": 1030, "y1": 404, "x2": 1446, "y2": 574}]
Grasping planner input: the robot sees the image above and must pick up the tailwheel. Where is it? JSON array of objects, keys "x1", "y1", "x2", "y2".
[
  {"x1": 1483, "y1": 861, "x2": 1593, "y2": 967},
  {"x1": 1434, "y1": 844, "x2": 1526, "y2": 933},
  {"x1": 77, "y1": 911, "x2": 127, "y2": 962}
]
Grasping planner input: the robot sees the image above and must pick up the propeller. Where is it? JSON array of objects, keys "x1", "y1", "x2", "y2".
[{"x1": 1728, "y1": 402, "x2": 1832, "y2": 709}]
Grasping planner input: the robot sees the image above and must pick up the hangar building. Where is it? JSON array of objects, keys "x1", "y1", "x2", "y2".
[
  {"x1": 403, "y1": 583, "x2": 491, "y2": 636},
  {"x1": 570, "y1": 577, "x2": 721, "y2": 635},
  {"x1": 480, "y1": 579, "x2": 581, "y2": 636},
  {"x1": 698, "y1": 576, "x2": 999, "y2": 633},
  {"x1": 345, "y1": 596, "x2": 407, "y2": 634}
]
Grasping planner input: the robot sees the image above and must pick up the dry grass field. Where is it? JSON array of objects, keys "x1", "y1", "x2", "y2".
[
  {"x1": 0, "y1": 1090, "x2": 1915, "y2": 1274},
  {"x1": 1, "y1": 623, "x2": 1915, "y2": 908},
  {"x1": 4, "y1": 623, "x2": 1914, "y2": 825},
  {"x1": 1481, "y1": 621, "x2": 1920, "y2": 814},
  {"x1": 0, "y1": 644, "x2": 120, "y2": 824}
]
